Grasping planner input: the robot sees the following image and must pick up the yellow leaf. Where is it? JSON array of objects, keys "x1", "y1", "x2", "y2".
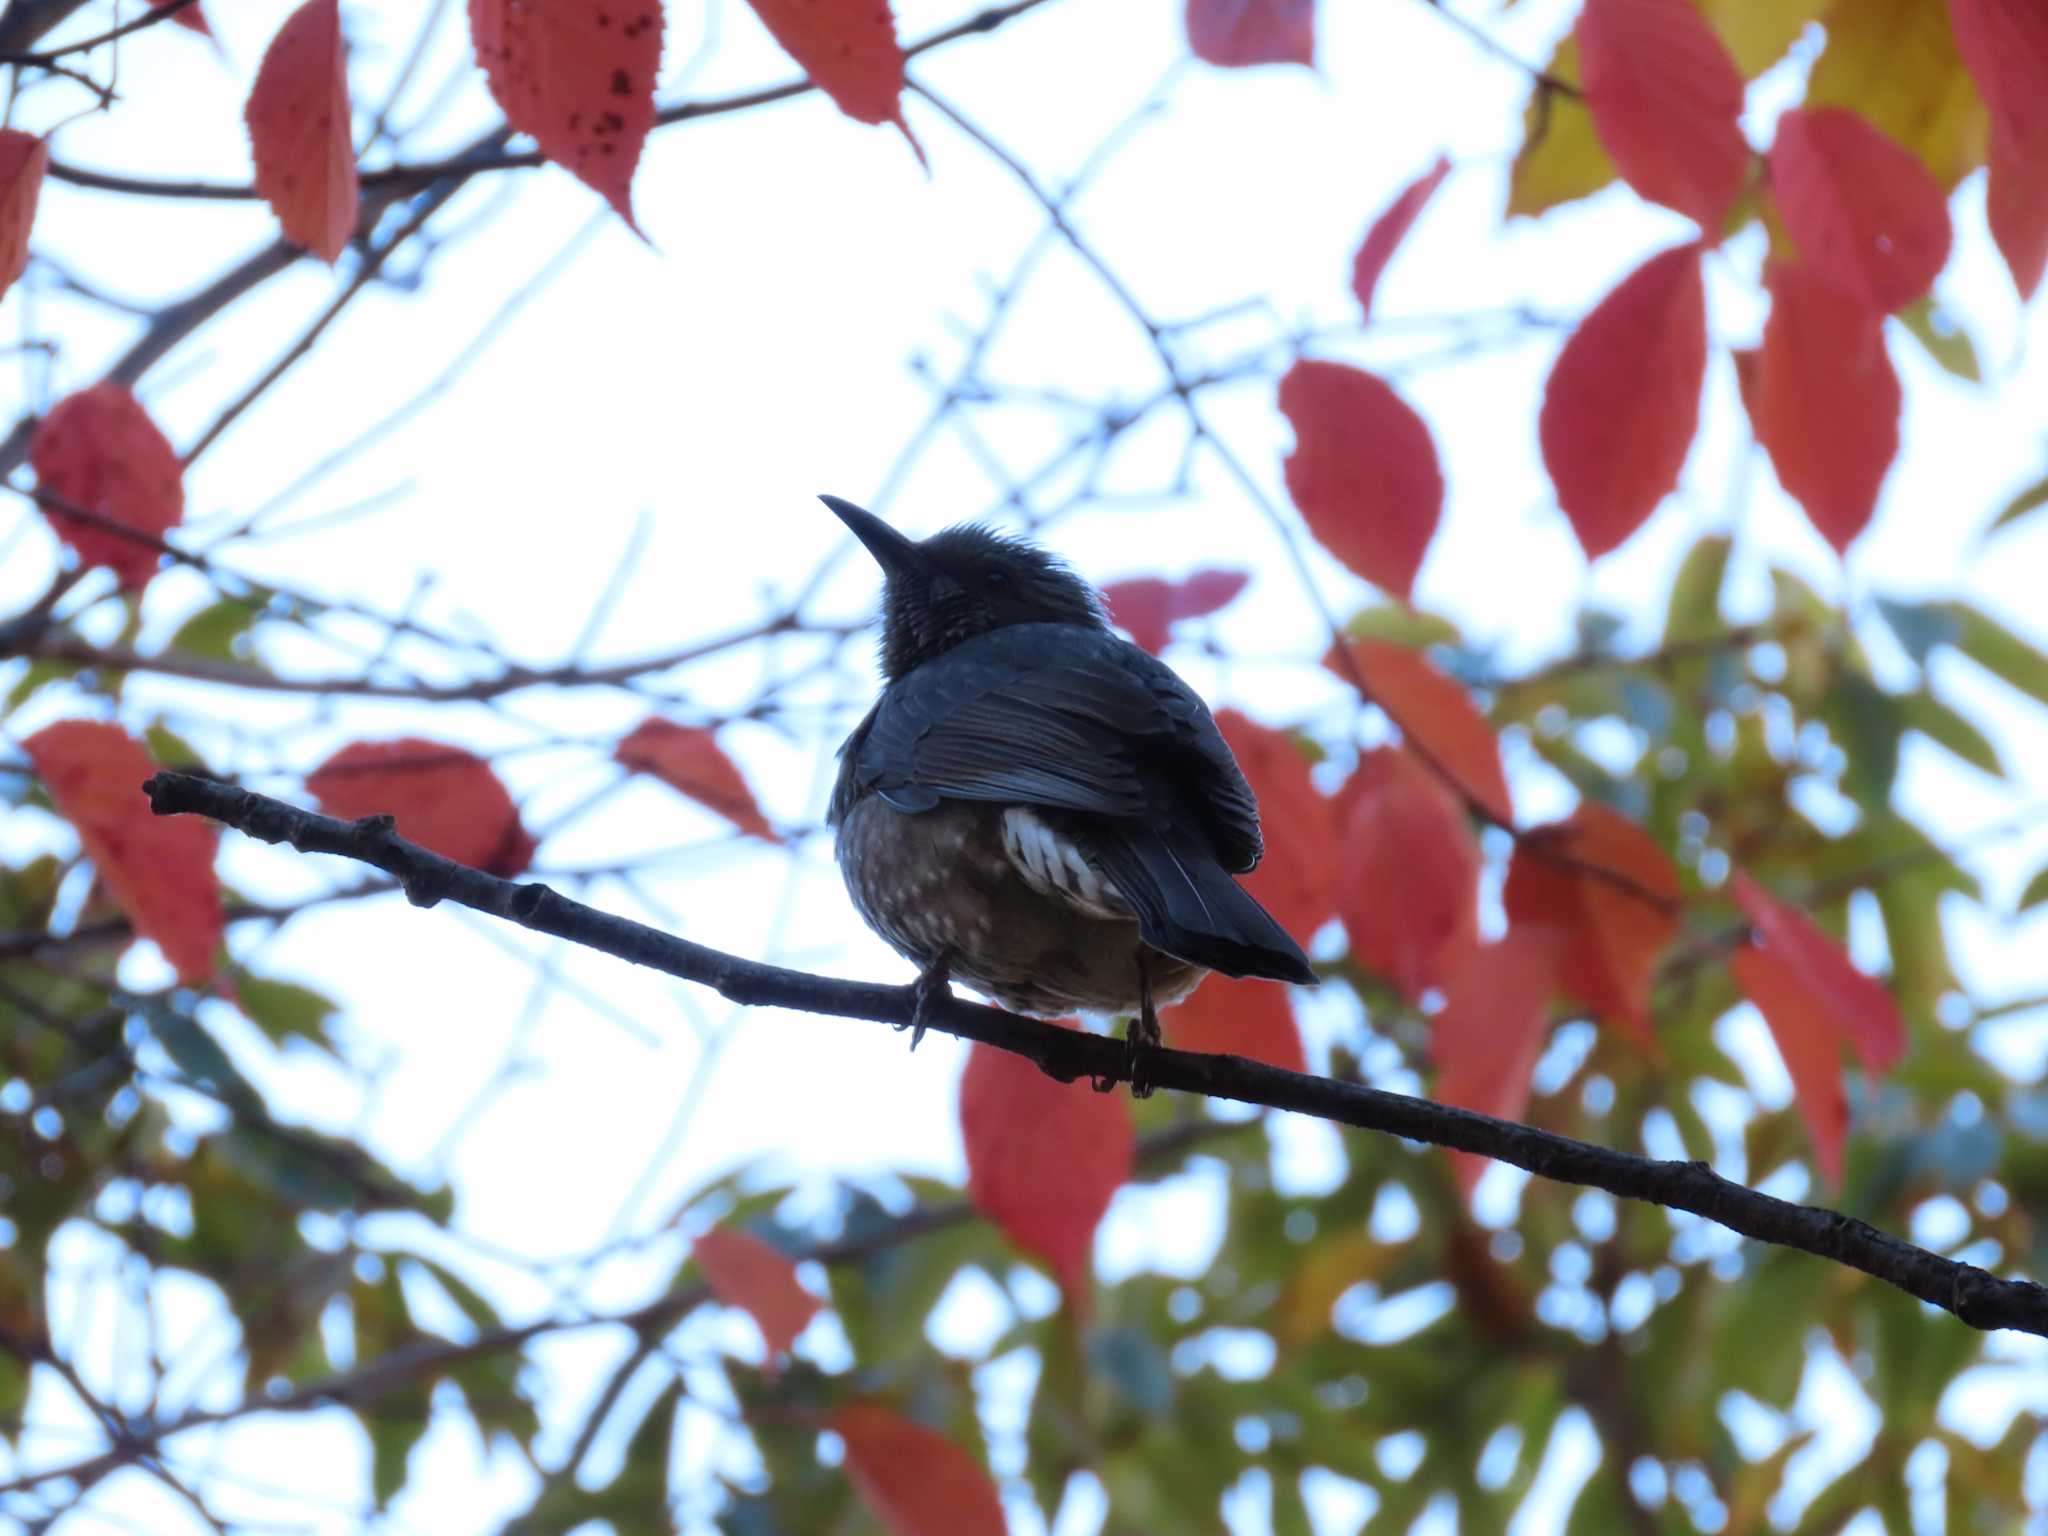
[
  {"x1": 1698, "y1": 0, "x2": 1830, "y2": 76},
  {"x1": 1276, "y1": 1229, "x2": 1401, "y2": 1347},
  {"x1": 1806, "y1": 0, "x2": 1988, "y2": 189},
  {"x1": 1507, "y1": 37, "x2": 1617, "y2": 220}
]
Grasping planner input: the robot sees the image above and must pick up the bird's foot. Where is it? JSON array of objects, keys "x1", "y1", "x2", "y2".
[
  {"x1": 1124, "y1": 957, "x2": 1162, "y2": 1099},
  {"x1": 902, "y1": 953, "x2": 954, "y2": 1051}
]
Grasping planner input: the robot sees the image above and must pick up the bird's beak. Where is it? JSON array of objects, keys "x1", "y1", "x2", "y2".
[{"x1": 820, "y1": 495, "x2": 931, "y2": 582}]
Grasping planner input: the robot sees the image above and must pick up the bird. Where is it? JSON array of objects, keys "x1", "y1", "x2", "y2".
[{"x1": 822, "y1": 494, "x2": 1317, "y2": 1093}]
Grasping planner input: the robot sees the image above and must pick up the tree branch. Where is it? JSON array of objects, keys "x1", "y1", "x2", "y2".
[{"x1": 141, "y1": 770, "x2": 2048, "y2": 1341}]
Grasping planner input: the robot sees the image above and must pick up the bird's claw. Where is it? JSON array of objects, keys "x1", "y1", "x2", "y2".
[
  {"x1": 903, "y1": 954, "x2": 954, "y2": 1051},
  {"x1": 1125, "y1": 1002, "x2": 1161, "y2": 1100}
]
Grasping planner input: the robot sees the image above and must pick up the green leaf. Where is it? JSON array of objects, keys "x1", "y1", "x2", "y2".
[
  {"x1": 236, "y1": 974, "x2": 340, "y2": 1046},
  {"x1": 167, "y1": 598, "x2": 259, "y2": 661},
  {"x1": 2019, "y1": 867, "x2": 2048, "y2": 914},
  {"x1": 1942, "y1": 602, "x2": 2048, "y2": 708},
  {"x1": 1341, "y1": 603, "x2": 1463, "y2": 650},
  {"x1": 368, "y1": 1384, "x2": 432, "y2": 1509},
  {"x1": 1664, "y1": 534, "x2": 1731, "y2": 645},
  {"x1": 1874, "y1": 596, "x2": 1960, "y2": 666},
  {"x1": 1896, "y1": 296, "x2": 1980, "y2": 382},
  {"x1": 143, "y1": 723, "x2": 208, "y2": 772},
  {"x1": 4, "y1": 656, "x2": 85, "y2": 711},
  {"x1": 1896, "y1": 693, "x2": 2003, "y2": 778},
  {"x1": 1821, "y1": 671, "x2": 1901, "y2": 808},
  {"x1": 1987, "y1": 468, "x2": 2048, "y2": 535}
]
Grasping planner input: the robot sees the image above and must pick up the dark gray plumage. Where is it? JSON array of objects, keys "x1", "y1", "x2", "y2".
[{"x1": 822, "y1": 495, "x2": 1316, "y2": 1086}]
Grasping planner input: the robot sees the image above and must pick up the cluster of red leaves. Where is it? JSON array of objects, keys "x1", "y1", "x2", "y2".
[{"x1": 1101, "y1": 569, "x2": 1249, "y2": 653}]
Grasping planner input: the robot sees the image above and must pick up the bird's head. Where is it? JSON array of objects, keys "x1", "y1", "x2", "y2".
[{"x1": 822, "y1": 495, "x2": 1107, "y2": 679}]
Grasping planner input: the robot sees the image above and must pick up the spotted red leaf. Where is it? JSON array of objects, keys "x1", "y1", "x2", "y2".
[
  {"x1": 960, "y1": 1027, "x2": 1132, "y2": 1307},
  {"x1": 150, "y1": 0, "x2": 212, "y2": 37},
  {"x1": 831, "y1": 1403, "x2": 1007, "y2": 1536},
  {"x1": 694, "y1": 1227, "x2": 821, "y2": 1363},
  {"x1": 1278, "y1": 360, "x2": 1443, "y2": 603},
  {"x1": 1326, "y1": 638, "x2": 1513, "y2": 827},
  {"x1": 1502, "y1": 803, "x2": 1679, "y2": 1051},
  {"x1": 1575, "y1": 0, "x2": 1749, "y2": 227},
  {"x1": 743, "y1": 0, "x2": 916, "y2": 149},
  {"x1": 470, "y1": 0, "x2": 662, "y2": 231},
  {"x1": 245, "y1": 0, "x2": 357, "y2": 262},
  {"x1": 1214, "y1": 709, "x2": 1338, "y2": 944},
  {"x1": 1350, "y1": 155, "x2": 1451, "y2": 319},
  {"x1": 1746, "y1": 260, "x2": 1900, "y2": 552},
  {"x1": 0, "y1": 130, "x2": 47, "y2": 305},
  {"x1": 1336, "y1": 747, "x2": 1480, "y2": 1001},
  {"x1": 1768, "y1": 107, "x2": 1951, "y2": 313},
  {"x1": 1732, "y1": 872, "x2": 1905, "y2": 1076},
  {"x1": 1431, "y1": 929, "x2": 1559, "y2": 1194},
  {"x1": 24, "y1": 721, "x2": 222, "y2": 984},
  {"x1": 1538, "y1": 241, "x2": 1707, "y2": 559},
  {"x1": 307, "y1": 738, "x2": 536, "y2": 875},
  {"x1": 616, "y1": 718, "x2": 778, "y2": 841},
  {"x1": 1102, "y1": 568, "x2": 1250, "y2": 653},
  {"x1": 1161, "y1": 973, "x2": 1306, "y2": 1073},
  {"x1": 1986, "y1": 127, "x2": 2048, "y2": 302},
  {"x1": 1946, "y1": 0, "x2": 2048, "y2": 154},
  {"x1": 1186, "y1": 0, "x2": 1314, "y2": 68},
  {"x1": 29, "y1": 384, "x2": 183, "y2": 593}
]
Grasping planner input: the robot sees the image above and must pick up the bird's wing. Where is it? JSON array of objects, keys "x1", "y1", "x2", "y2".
[{"x1": 850, "y1": 624, "x2": 1264, "y2": 872}]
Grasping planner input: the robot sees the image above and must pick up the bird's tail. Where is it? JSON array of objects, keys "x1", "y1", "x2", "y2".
[{"x1": 1094, "y1": 824, "x2": 1318, "y2": 986}]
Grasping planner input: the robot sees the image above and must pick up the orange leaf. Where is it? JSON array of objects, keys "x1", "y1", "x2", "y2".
[
  {"x1": 1731, "y1": 872, "x2": 1905, "y2": 1075},
  {"x1": 1430, "y1": 930, "x2": 1559, "y2": 1194},
  {"x1": 470, "y1": 0, "x2": 662, "y2": 231},
  {"x1": 24, "y1": 721, "x2": 222, "y2": 985},
  {"x1": 616, "y1": 718, "x2": 778, "y2": 841},
  {"x1": 1986, "y1": 126, "x2": 2048, "y2": 301},
  {"x1": 1502, "y1": 803, "x2": 1679, "y2": 1051},
  {"x1": 1538, "y1": 241, "x2": 1707, "y2": 559},
  {"x1": 742, "y1": 0, "x2": 915, "y2": 144},
  {"x1": 1731, "y1": 940, "x2": 1849, "y2": 1185},
  {"x1": 1350, "y1": 155, "x2": 1450, "y2": 319},
  {"x1": 831, "y1": 1403, "x2": 1007, "y2": 1536},
  {"x1": 149, "y1": 0, "x2": 212, "y2": 37},
  {"x1": 245, "y1": 0, "x2": 358, "y2": 263},
  {"x1": 1335, "y1": 748, "x2": 1480, "y2": 1001},
  {"x1": 29, "y1": 383, "x2": 184, "y2": 593},
  {"x1": 1185, "y1": 0, "x2": 1314, "y2": 68},
  {"x1": 1768, "y1": 107, "x2": 1951, "y2": 312},
  {"x1": 959, "y1": 1028, "x2": 1132, "y2": 1306},
  {"x1": 694, "y1": 1227, "x2": 821, "y2": 1362},
  {"x1": 1326, "y1": 638, "x2": 1513, "y2": 827},
  {"x1": 0, "y1": 130, "x2": 47, "y2": 305},
  {"x1": 1946, "y1": 0, "x2": 2048, "y2": 154},
  {"x1": 1278, "y1": 360, "x2": 1443, "y2": 603},
  {"x1": 306, "y1": 738, "x2": 536, "y2": 875},
  {"x1": 1161, "y1": 973, "x2": 1305, "y2": 1073},
  {"x1": 1575, "y1": 0, "x2": 1749, "y2": 228},
  {"x1": 1214, "y1": 709, "x2": 1338, "y2": 943},
  {"x1": 1101, "y1": 569, "x2": 1250, "y2": 653},
  {"x1": 1747, "y1": 259, "x2": 1900, "y2": 553}
]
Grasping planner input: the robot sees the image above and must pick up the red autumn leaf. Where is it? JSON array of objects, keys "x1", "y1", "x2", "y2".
[
  {"x1": 742, "y1": 0, "x2": 917, "y2": 149},
  {"x1": 616, "y1": 718, "x2": 778, "y2": 841},
  {"x1": 150, "y1": 0, "x2": 212, "y2": 37},
  {"x1": 1214, "y1": 709, "x2": 1339, "y2": 943},
  {"x1": 960, "y1": 1028, "x2": 1132, "y2": 1305},
  {"x1": 29, "y1": 384, "x2": 184, "y2": 593},
  {"x1": 1335, "y1": 748, "x2": 1480, "y2": 1001},
  {"x1": 1747, "y1": 260, "x2": 1901, "y2": 553},
  {"x1": 1186, "y1": 0, "x2": 1314, "y2": 68},
  {"x1": 1278, "y1": 360, "x2": 1443, "y2": 603},
  {"x1": 1730, "y1": 940, "x2": 1850, "y2": 1184},
  {"x1": 694, "y1": 1227, "x2": 821, "y2": 1362},
  {"x1": 245, "y1": 0, "x2": 358, "y2": 263},
  {"x1": 1575, "y1": 0, "x2": 1749, "y2": 228},
  {"x1": 1431, "y1": 929, "x2": 1559, "y2": 1194},
  {"x1": 307, "y1": 738, "x2": 536, "y2": 876},
  {"x1": 1161, "y1": 973, "x2": 1306, "y2": 1074},
  {"x1": 1768, "y1": 107, "x2": 1952, "y2": 313},
  {"x1": 1986, "y1": 127, "x2": 2048, "y2": 302},
  {"x1": 1350, "y1": 155, "x2": 1451, "y2": 319},
  {"x1": 1325, "y1": 638, "x2": 1513, "y2": 827},
  {"x1": 1947, "y1": 0, "x2": 2048, "y2": 154},
  {"x1": 1502, "y1": 803, "x2": 1679, "y2": 1051},
  {"x1": 0, "y1": 130, "x2": 47, "y2": 305},
  {"x1": 831, "y1": 1403, "x2": 1007, "y2": 1536},
  {"x1": 23, "y1": 721, "x2": 222, "y2": 985},
  {"x1": 1731, "y1": 872, "x2": 1906, "y2": 1075},
  {"x1": 1538, "y1": 241, "x2": 1708, "y2": 560},
  {"x1": 1102, "y1": 568, "x2": 1250, "y2": 654},
  {"x1": 470, "y1": 0, "x2": 662, "y2": 231}
]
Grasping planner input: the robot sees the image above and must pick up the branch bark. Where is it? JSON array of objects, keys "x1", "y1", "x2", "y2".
[{"x1": 141, "y1": 769, "x2": 2048, "y2": 1341}]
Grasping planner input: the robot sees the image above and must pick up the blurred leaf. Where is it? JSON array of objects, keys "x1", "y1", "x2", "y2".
[
  {"x1": 1897, "y1": 692, "x2": 2003, "y2": 777},
  {"x1": 167, "y1": 598, "x2": 258, "y2": 661},
  {"x1": 235, "y1": 974, "x2": 341, "y2": 1046},
  {"x1": 1342, "y1": 602, "x2": 1462, "y2": 650},
  {"x1": 1897, "y1": 296, "x2": 1980, "y2": 381},
  {"x1": 1822, "y1": 671, "x2": 1902, "y2": 807},
  {"x1": 2019, "y1": 867, "x2": 2048, "y2": 914},
  {"x1": 1941, "y1": 601, "x2": 2048, "y2": 707},
  {"x1": 1874, "y1": 595, "x2": 1960, "y2": 665},
  {"x1": 1508, "y1": 38, "x2": 1617, "y2": 218},
  {"x1": 142, "y1": 723, "x2": 207, "y2": 771},
  {"x1": 1664, "y1": 533, "x2": 1730, "y2": 645},
  {"x1": 1987, "y1": 467, "x2": 2048, "y2": 534},
  {"x1": 1804, "y1": 0, "x2": 1988, "y2": 190}
]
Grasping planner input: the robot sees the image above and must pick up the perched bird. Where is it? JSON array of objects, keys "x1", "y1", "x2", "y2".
[{"x1": 823, "y1": 495, "x2": 1317, "y2": 1090}]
